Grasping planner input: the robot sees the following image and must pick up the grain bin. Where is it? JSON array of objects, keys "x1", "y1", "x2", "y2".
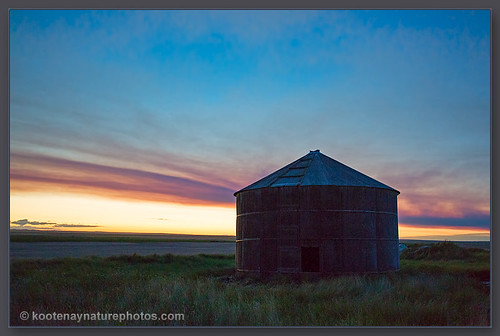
[{"x1": 234, "y1": 150, "x2": 400, "y2": 276}]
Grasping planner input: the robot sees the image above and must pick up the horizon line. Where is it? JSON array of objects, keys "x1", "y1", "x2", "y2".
[{"x1": 9, "y1": 228, "x2": 490, "y2": 242}]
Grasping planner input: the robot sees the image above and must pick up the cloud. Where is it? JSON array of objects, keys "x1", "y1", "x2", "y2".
[
  {"x1": 399, "y1": 214, "x2": 490, "y2": 230},
  {"x1": 10, "y1": 218, "x2": 56, "y2": 226},
  {"x1": 10, "y1": 218, "x2": 101, "y2": 228},
  {"x1": 372, "y1": 161, "x2": 490, "y2": 218},
  {"x1": 52, "y1": 224, "x2": 101, "y2": 228},
  {"x1": 11, "y1": 125, "x2": 244, "y2": 190},
  {"x1": 9, "y1": 10, "x2": 489, "y2": 224},
  {"x1": 10, "y1": 152, "x2": 235, "y2": 206}
]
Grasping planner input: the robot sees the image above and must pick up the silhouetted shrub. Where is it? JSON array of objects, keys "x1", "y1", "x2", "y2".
[{"x1": 401, "y1": 241, "x2": 470, "y2": 261}]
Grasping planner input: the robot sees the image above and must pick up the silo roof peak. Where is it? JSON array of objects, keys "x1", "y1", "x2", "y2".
[{"x1": 234, "y1": 150, "x2": 399, "y2": 195}]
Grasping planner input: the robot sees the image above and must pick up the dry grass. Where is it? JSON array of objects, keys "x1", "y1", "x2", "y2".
[{"x1": 10, "y1": 244, "x2": 490, "y2": 327}]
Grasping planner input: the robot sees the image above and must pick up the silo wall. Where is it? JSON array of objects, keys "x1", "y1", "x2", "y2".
[{"x1": 235, "y1": 186, "x2": 399, "y2": 275}]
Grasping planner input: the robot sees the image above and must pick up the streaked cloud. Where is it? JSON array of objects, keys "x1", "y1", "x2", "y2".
[
  {"x1": 10, "y1": 152, "x2": 235, "y2": 206},
  {"x1": 11, "y1": 219, "x2": 56, "y2": 226},
  {"x1": 10, "y1": 218, "x2": 100, "y2": 228},
  {"x1": 399, "y1": 214, "x2": 490, "y2": 230},
  {"x1": 52, "y1": 224, "x2": 101, "y2": 228}
]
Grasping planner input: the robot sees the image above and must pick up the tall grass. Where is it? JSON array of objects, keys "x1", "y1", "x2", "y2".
[{"x1": 10, "y1": 245, "x2": 490, "y2": 327}]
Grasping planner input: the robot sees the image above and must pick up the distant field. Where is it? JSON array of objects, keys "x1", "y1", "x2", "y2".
[
  {"x1": 10, "y1": 231, "x2": 490, "y2": 260},
  {"x1": 10, "y1": 242, "x2": 490, "y2": 326},
  {"x1": 10, "y1": 231, "x2": 489, "y2": 250},
  {"x1": 10, "y1": 230, "x2": 236, "y2": 243},
  {"x1": 10, "y1": 242, "x2": 235, "y2": 259}
]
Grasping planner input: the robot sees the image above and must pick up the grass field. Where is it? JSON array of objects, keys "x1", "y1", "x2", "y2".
[
  {"x1": 10, "y1": 242, "x2": 490, "y2": 327},
  {"x1": 9, "y1": 230, "x2": 235, "y2": 243}
]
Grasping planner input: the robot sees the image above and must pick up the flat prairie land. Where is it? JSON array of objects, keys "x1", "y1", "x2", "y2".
[
  {"x1": 10, "y1": 242, "x2": 490, "y2": 327},
  {"x1": 9, "y1": 229, "x2": 236, "y2": 243},
  {"x1": 10, "y1": 242, "x2": 236, "y2": 259}
]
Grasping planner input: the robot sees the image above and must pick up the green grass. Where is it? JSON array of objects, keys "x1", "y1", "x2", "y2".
[
  {"x1": 10, "y1": 244, "x2": 490, "y2": 326},
  {"x1": 400, "y1": 241, "x2": 490, "y2": 280}
]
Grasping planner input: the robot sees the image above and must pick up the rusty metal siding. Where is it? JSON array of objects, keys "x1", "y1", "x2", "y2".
[
  {"x1": 261, "y1": 238, "x2": 278, "y2": 271},
  {"x1": 239, "y1": 239, "x2": 260, "y2": 271},
  {"x1": 235, "y1": 150, "x2": 399, "y2": 276},
  {"x1": 235, "y1": 185, "x2": 399, "y2": 275}
]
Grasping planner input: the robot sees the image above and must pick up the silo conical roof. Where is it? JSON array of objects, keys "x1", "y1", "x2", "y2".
[{"x1": 234, "y1": 150, "x2": 399, "y2": 195}]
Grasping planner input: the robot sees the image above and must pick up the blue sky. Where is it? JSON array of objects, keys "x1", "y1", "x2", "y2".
[{"x1": 9, "y1": 10, "x2": 490, "y2": 237}]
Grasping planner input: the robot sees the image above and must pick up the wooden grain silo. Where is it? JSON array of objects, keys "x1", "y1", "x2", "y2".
[{"x1": 234, "y1": 150, "x2": 400, "y2": 277}]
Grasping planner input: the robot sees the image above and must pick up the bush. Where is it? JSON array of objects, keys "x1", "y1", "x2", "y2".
[{"x1": 401, "y1": 241, "x2": 470, "y2": 261}]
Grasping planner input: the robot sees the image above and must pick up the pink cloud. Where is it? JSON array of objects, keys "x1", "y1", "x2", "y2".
[{"x1": 10, "y1": 153, "x2": 235, "y2": 206}]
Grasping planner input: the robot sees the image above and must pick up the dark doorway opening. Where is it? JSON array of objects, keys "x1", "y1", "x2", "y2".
[{"x1": 301, "y1": 247, "x2": 320, "y2": 272}]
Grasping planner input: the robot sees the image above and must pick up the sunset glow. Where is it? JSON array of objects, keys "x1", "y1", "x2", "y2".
[
  {"x1": 10, "y1": 10, "x2": 490, "y2": 240},
  {"x1": 10, "y1": 193, "x2": 235, "y2": 235}
]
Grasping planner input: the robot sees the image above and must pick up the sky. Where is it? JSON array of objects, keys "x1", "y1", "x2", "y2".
[{"x1": 9, "y1": 9, "x2": 490, "y2": 240}]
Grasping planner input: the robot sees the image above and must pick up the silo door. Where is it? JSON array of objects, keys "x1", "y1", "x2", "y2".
[{"x1": 301, "y1": 247, "x2": 320, "y2": 272}]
